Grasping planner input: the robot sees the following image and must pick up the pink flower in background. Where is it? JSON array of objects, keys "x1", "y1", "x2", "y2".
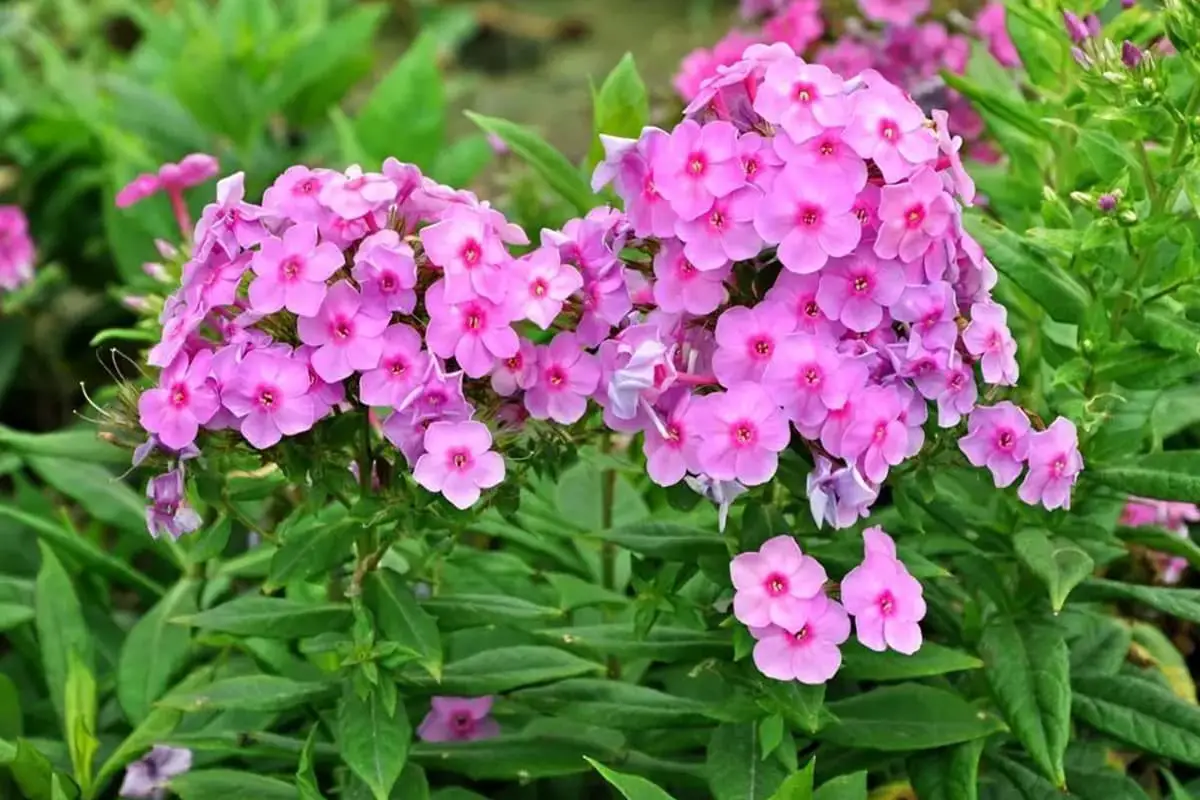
[
  {"x1": 424, "y1": 281, "x2": 519, "y2": 379},
  {"x1": 248, "y1": 223, "x2": 342, "y2": 316},
  {"x1": 816, "y1": 37, "x2": 876, "y2": 77},
  {"x1": 413, "y1": 421, "x2": 505, "y2": 509},
  {"x1": 755, "y1": 165, "x2": 861, "y2": 274},
  {"x1": 676, "y1": 188, "x2": 763, "y2": 270},
  {"x1": 653, "y1": 240, "x2": 729, "y2": 315},
  {"x1": 857, "y1": 0, "x2": 930, "y2": 26},
  {"x1": 358, "y1": 325, "x2": 429, "y2": 407},
  {"x1": 693, "y1": 383, "x2": 790, "y2": 485},
  {"x1": 762, "y1": 0, "x2": 825, "y2": 52},
  {"x1": 1018, "y1": 418, "x2": 1083, "y2": 511},
  {"x1": 525, "y1": 333, "x2": 600, "y2": 424},
  {"x1": 963, "y1": 301, "x2": 1019, "y2": 385},
  {"x1": 297, "y1": 281, "x2": 389, "y2": 382},
  {"x1": 976, "y1": 3, "x2": 1021, "y2": 68},
  {"x1": 876, "y1": 168, "x2": 955, "y2": 263},
  {"x1": 138, "y1": 350, "x2": 219, "y2": 450},
  {"x1": 222, "y1": 350, "x2": 316, "y2": 449},
  {"x1": 655, "y1": 120, "x2": 746, "y2": 220},
  {"x1": 116, "y1": 174, "x2": 161, "y2": 209},
  {"x1": 0, "y1": 206, "x2": 35, "y2": 291},
  {"x1": 160, "y1": 154, "x2": 219, "y2": 190},
  {"x1": 353, "y1": 230, "x2": 419, "y2": 315},
  {"x1": 750, "y1": 595, "x2": 851, "y2": 684},
  {"x1": 732, "y1": 535, "x2": 828, "y2": 629},
  {"x1": 841, "y1": 527, "x2": 925, "y2": 654},
  {"x1": 755, "y1": 58, "x2": 849, "y2": 143},
  {"x1": 417, "y1": 697, "x2": 500, "y2": 742},
  {"x1": 643, "y1": 392, "x2": 701, "y2": 486},
  {"x1": 958, "y1": 402, "x2": 1030, "y2": 487},
  {"x1": 815, "y1": 251, "x2": 905, "y2": 332},
  {"x1": 513, "y1": 246, "x2": 583, "y2": 329}
]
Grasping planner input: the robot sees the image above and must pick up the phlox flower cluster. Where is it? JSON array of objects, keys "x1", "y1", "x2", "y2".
[
  {"x1": 0, "y1": 205, "x2": 35, "y2": 293},
  {"x1": 732, "y1": 530, "x2": 924, "y2": 683},
  {"x1": 1121, "y1": 496, "x2": 1200, "y2": 584}
]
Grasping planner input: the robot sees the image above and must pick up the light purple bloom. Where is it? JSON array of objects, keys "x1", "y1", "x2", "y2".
[
  {"x1": 815, "y1": 251, "x2": 905, "y2": 332},
  {"x1": 840, "y1": 385, "x2": 907, "y2": 483},
  {"x1": 138, "y1": 350, "x2": 219, "y2": 451},
  {"x1": 652, "y1": 240, "x2": 729, "y2": 315},
  {"x1": 420, "y1": 207, "x2": 508, "y2": 303},
  {"x1": 525, "y1": 333, "x2": 600, "y2": 424},
  {"x1": 513, "y1": 246, "x2": 583, "y2": 329},
  {"x1": 248, "y1": 223, "x2": 343, "y2": 316},
  {"x1": 297, "y1": 280, "x2": 389, "y2": 382},
  {"x1": 193, "y1": 172, "x2": 265, "y2": 259},
  {"x1": 318, "y1": 164, "x2": 396, "y2": 220},
  {"x1": 750, "y1": 595, "x2": 851, "y2": 684},
  {"x1": 222, "y1": 350, "x2": 317, "y2": 449},
  {"x1": 891, "y1": 281, "x2": 959, "y2": 351},
  {"x1": 1018, "y1": 417, "x2": 1083, "y2": 511},
  {"x1": 145, "y1": 470, "x2": 202, "y2": 540},
  {"x1": 675, "y1": 188, "x2": 762, "y2": 270},
  {"x1": 755, "y1": 165, "x2": 861, "y2": 274},
  {"x1": 841, "y1": 527, "x2": 926, "y2": 655},
  {"x1": 413, "y1": 421, "x2": 505, "y2": 509},
  {"x1": 875, "y1": 168, "x2": 955, "y2": 263},
  {"x1": 806, "y1": 457, "x2": 878, "y2": 529},
  {"x1": 643, "y1": 392, "x2": 701, "y2": 487},
  {"x1": 774, "y1": 128, "x2": 867, "y2": 193},
  {"x1": 424, "y1": 280, "x2": 519, "y2": 379},
  {"x1": 358, "y1": 324, "x2": 429, "y2": 407},
  {"x1": 693, "y1": 383, "x2": 790, "y2": 486},
  {"x1": 262, "y1": 165, "x2": 332, "y2": 221},
  {"x1": 842, "y1": 85, "x2": 937, "y2": 183},
  {"x1": 963, "y1": 301, "x2": 1019, "y2": 385},
  {"x1": 959, "y1": 402, "x2": 1031, "y2": 488},
  {"x1": 417, "y1": 697, "x2": 499, "y2": 742},
  {"x1": 119, "y1": 746, "x2": 192, "y2": 799},
  {"x1": 490, "y1": 338, "x2": 538, "y2": 397},
  {"x1": 763, "y1": 334, "x2": 866, "y2": 430},
  {"x1": 731, "y1": 535, "x2": 828, "y2": 630},
  {"x1": 712, "y1": 303, "x2": 795, "y2": 387},
  {"x1": 353, "y1": 229, "x2": 418, "y2": 315},
  {"x1": 655, "y1": 120, "x2": 746, "y2": 221},
  {"x1": 754, "y1": 57, "x2": 849, "y2": 143}
]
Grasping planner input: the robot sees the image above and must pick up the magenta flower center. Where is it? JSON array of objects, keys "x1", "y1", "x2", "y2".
[
  {"x1": 765, "y1": 573, "x2": 789, "y2": 596},
  {"x1": 997, "y1": 430, "x2": 1014, "y2": 450},
  {"x1": 819, "y1": 140, "x2": 836, "y2": 157},
  {"x1": 665, "y1": 421, "x2": 683, "y2": 443},
  {"x1": 803, "y1": 300, "x2": 820, "y2": 318},
  {"x1": 461, "y1": 240, "x2": 482, "y2": 266},
  {"x1": 878, "y1": 119, "x2": 899, "y2": 141},
  {"x1": 531, "y1": 278, "x2": 549, "y2": 297},
  {"x1": 687, "y1": 153, "x2": 707, "y2": 176},
  {"x1": 257, "y1": 388, "x2": 276, "y2": 410},
  {"x1": 878, "y1": 590, "x2": 896, "y2": 616},
  {"x1": 709, "y1": 208, "x2": 726, "y2": 230},
  {"x1": 295, "y1": 178, "x2": 319, "y2": 195},
  {"x1": 169, "y1": 384, "x2": 189, "y2": 408},
  {"x1": 465, "y1": 311, "x2": 483, "y2": 331},
  {"x1": 949, "y1": 372, "x2": 965, "y2": 390},
  {"x1": 803, "y1": 367, "x2": 821, "y2": 386},
  {"x1": 798, "y1": 205, "x2": 822, "y2": 227},
  {"x1": 380, "y1": 273, "x2": 397, "y2": 291},
  {"x1": 854, "y1": 204, "x2": 870, "y2": 223},
  {"x1": 388, "y1": 357, "x2": 408, "y2": 377},
  {"x1": 332, "y1": 317, "x2": 354, "y2": 340},
  {"x1": 852, "y1": 275, "x2": 872, "y2": 294},
  {"x1": 905, "y1": 205, "x2": 926, "y2": 229},
  {"x1": 793, "y1": 83, "x2": 816, "y2": 103},
  {"x1": 744, "y1": 158, "x2": 759, "y2": 176},
  {"x1": 794, "y1": 624, "x2": 811, "y2": 642},
  {"x1": 749, "y1": 336, "x2": 773, "y2": 360},
  {"x1": 678, "y1": 259, "x2": 697, "y2": 279},
  {"x1": 1051, "y1": 456, "x2": 1067, "y2": 476},
  {"x1": 422, "y1": 390, "x2": 446, "y2": 410},
  {"x1": 643, "y1": 176, "x2": 659, "y2": 199},
  {"x1": 731, "y1": 421, "x2": 757, "y2": 447},
  {"x1": 505, "y1": 354, "x2": 523, "y2": 371},
  {"x1": 449, "y1": 449, "x2": 473, "y2": 471},
  {"x1": 986, "y1": 330, "x2": 1003, "y2": 351},
  {"x1": 873, "y1": 422, "x2": 889, "y2": 443},
  {"x1": 281, "y1": 257, "x2": 302, "y2": 280},
  {"x1": 451, "y1": 712, "x2": 475, "y2": 735},
  {"x1": 546, "y1": 365, "x2": 567, "y2": 388}
]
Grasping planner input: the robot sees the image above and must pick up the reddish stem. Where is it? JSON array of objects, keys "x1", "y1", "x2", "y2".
[{"x1": 167, "y1": 188, "x2": 192, "y2": 240}]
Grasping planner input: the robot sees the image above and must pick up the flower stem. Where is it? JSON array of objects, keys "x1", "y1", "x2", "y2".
[
  {"x1": 167, "y1": 188, "x2": 192, "y2": 241},
  {"x1": 600, "y1": 437, "x2": 621, "y2": 679}
]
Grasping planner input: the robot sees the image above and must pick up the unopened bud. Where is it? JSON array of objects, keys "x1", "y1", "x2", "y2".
[
  {"x1": 1064, "y1": 11, "x2": 1090, "y2": 43},
  {"x1": 1069, "y1": 191, "x2": 1095, "y2": 205},
  {"x1": 1071, "y1": 47, "x2": 1093, "y2": 69},
  {"x1": 142, "y1": 262, "x2": 170, "y2": 282},
  {"x1": 1122, "y1": 40, "x2": 1144, "y2": 67},
  {"x1": 121, "y1": 294, "x2": 152, "y2": 313},
  {"x1": 1122, "y1": 0, "x2": 1136, "y2": 7},
  {"x1": 154, "y1": 238, "x2": 178, "y2": 259},
  {"x1": 1120, "y1": 209, "x2": 1139, "y2": 224},
  {"x1": 1085, "y1": 14, "x2": 1102, "y2": 36},
  {"x1": 1097, "y1": 194, "x2": 1117, "y2": 212}
]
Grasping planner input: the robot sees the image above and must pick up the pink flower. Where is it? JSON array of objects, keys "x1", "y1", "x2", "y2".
[
  {"x1": 318, "y1": 164, "x2": 396, "y2": 220},
  {"x1": 490, "y1": 339, "x2": 538, "y2": 396},
  {"x1": 595, "y1": 128, "x2": 679, "y2": 239},
  {"x1": 420, "y1": 207, "x2": 509, "y2": 303},
  {"x1": 754, "y1": 165, "x2": 861, "y2": 274},
  {"x1": 119, "y1": 746, "x2": 193, "y2": 798},
  {"x1": 652, "y1": 240, "x2": 729, "y2": 315},
  {"x1": 762, "y1": 1, "x2": 825, "y2": 52},
  {"x1": 815, "y1": 251, "x2": 905, "y2": 332},
  {"x1": 643, "y1": 392, "x2": 701, "y2": 486},
  {"x1": 263, "y1": 165, "x2": 333, "y2": 222},
  {"x1": 892, "y1": 281, "x2": 959, "y2": 351},
  {"x1": 843, "y1": 86, "x2": 937, "y2": 183},
  {"x1": 712, "y1": 303, "x2": 795, "y2": 387},
  {"x1": 765, "y1": 272, "x2": 840, "y2": 335},
  {"x1": 816, "y1": 37, "x2": 876, "y2": 78},
  {"x1": 754, "y1": 58, "x2": 849, "y2": 143},
  {"x1": 839, "y1": 385, "x2": 907, "y2": 482},
  {"x1": 525, "y1": 333, "x2": 600, "y2": 424},
  {"x1": 962, "y1": 301, "x2": 1019, "y2": 385},
  {"x1": 513, "y1": 247, "x2": 583, "y2": 329},
  {"x1": 248, "y1": 223, "x2": 343, "y2": 316},
  {"x1": 774, "y1": 129, "x2": 867, "y2": 194},
  {"x1": 417, "y1": 697, "x2": 499, "y2": 742},
  {"x1": 297, "y1": 280, "x2": 389, "y2": 382},
  {"x1": 921, "y1": 354, "x2": 978, "y2": 427},
  {"x1": 763, "y1": 334, "x2": 866, "y2": 429},
  {"x1": 397, "y1": 359, "x2": 472, "y2": 423},
  {"x1": 807, "y1": 457, "x2": 878, "y2": 529},
  {"x1": 675, "y1": 188, "x2": 762, "y2": 270},
  {"x1": 353, "y1": 230, "x2": 418, "y2": 315},
  {"x1": 145, "y1": 469, "x2": 202, "y2": 540},
  {"x1": 857, "y1": 0, "x2": 930, "y2": 26},
  {"x1": 601, "y1": 324, "x2": 677, "y2": 421},
  {"x1": 655, "y1": 120, "x2": 746, "y2": 220},
  {"x1": 738, "y1": 133, "x2": 784, "y2": 193},
  {"x1": 732, "y1": 535, "x2": 828, "y2": 629},
  {"x1": 424, "y1": 281, "x2": 519, "y2": 379},
  {"x1": 875, "y1": 168, "x2": 955, "y2": 263},
  {"x1": 0, "y1": 206, "x2": 35, "y2": 291},
  {"x1": 193, "y1": 172, "x2": 266, "y2": 259},
  {"x1": 932, "y1": 109, "x2": 976, "y2": 206},
  {"x1": 413, "y1": 421, "x2": 505, "y2": 509},
  {"x1": 1018, "y1": 418, "x2": 1083, "y2": 511},
  {"x1": 841, "y1": 527, "x2": 925, "y2": 654},
  {"x1": 977, "y1": 2, "x2": 1021, "y2": 67},
  {"x1": 693, "y1": 383, "x2": 790, "y2": 486},
  {"x1": 358, "y1": 324, "x2": 429, "y2": 408},
  {"x1": 138, "y1": 350, "x2": 219, "y2": 450},
  {"x1": 958, "y1": 402, "x2": 1031, "y2": 488},
  {"x1": 116, "y1": 174, "x2": 161, "y2": 209},
  {"x1": 222, "y1": 350, "x2": 316, "y2": 449},
  {"x1": 750, "y1": 596, "x2": 851, "y2": 684}
]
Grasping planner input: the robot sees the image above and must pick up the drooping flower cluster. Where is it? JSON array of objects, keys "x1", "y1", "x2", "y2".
[
  {"x1": 732, "y1": 529, "x2": 924, "y2": 684},
  {"x1": 0, "y1": 205, "x2": 35, "y2": 293},
  {"x1": 1121, "y1": 497, "x2": 1200, "y2": 584}
]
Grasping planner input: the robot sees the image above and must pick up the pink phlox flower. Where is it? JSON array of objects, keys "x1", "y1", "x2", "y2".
[
  {"x1": 318, "y1": 212, "x2": 369, "y2": 249},
  {"x1": 420, "y1": 206, "x2": 509, "y2": 303},
  {"x1": 684, "y1": 474, "x2": 748, "y2": 532},
  {"x1": 417, "y1": 697, "x2": 500, "y2": 743},
  {"x1": 857, "y1": 0, "x2": 930, "y2": 27},
  {"x1": 193, "y1": 172, "x2": 266, "y2": 259},
  {"x1": 922, "y1": 352, "x2": 978, "y2": 427},
  {"x1": 815, "y1": 251, "x2": 905, "y2": 332},
  {"x1": 115, "y1": 174, "x2": 161, "y2": 209},
  {"x1": 755, "y1": 57, "x2": 849, "y2": 143},
  {"x1": 119, "y1": 746, "x2": 193, "y2": 799},
  {"x1": 296, "y1": 280, "x2": 389, "y2": 382},
  {"x1": 806, "y1": 456, "x2": 879, "y2": 529},
  {"x1": 676, "y1": 187, "x2": 763, "y2": 271},
  {"x1": 592, "y1": 134, "x2": 641, "y2": 193},
  {"x1": 693, "y1": 382, "x2": 790, "y2": 486},
  {"x1": 843, "y1": 86, "x2": 937, "y2": 182},
  {"x1": 602, "y1": 323, "x2": 678, "y2": 420},
  {"x1": 740, "y1": 0, "x2": 789, "y2": 18},
  {"x1": 262, "y1": 165, "x2": 333, "y2": 222},
  {"x1": 425, "y1": 280, "x2": 519, "y2": 379},
  {"x1": 764, "y1": 333, "x2": 867, "y2": 431},
  {"x1": 958, "y1": 401, "x2": 1031, "y2": 488},
  {"x1": 413, "y1": 421, "x2": 505, "y2": 510},
  {"x1": 248, "y1": 223, "x2": 342, "y2": 316},
  {"x1": 750, "y1": 595, "x2": 851, "y2": 684},
  {"x1": 774, "y1": 128, "x2": 868, "y2": 194},
  {"x1": 738, "y1": 132, "x2": 784, "y2": 193},
  {"x1": 653, "y1": 239, "x2": 730, "y2": 315},
  {"x1": 841, "y1": 526, "x2": 925, "y2": 654},
  {"x1": 0, "y1": 206, "x2": 34, "y2": 291},
  {"x1": 892, "y1": 281, "x2": 958, "y2": 350},
  {"x1": 755, "y1": 164, "x2": 861, "y2": 274},
  {"x1": 397, "y1": 358, "x2": 472, "y2": 424},
  {"x1": 514, "y1": 246, "x2": 582, "y2": 329},
  {"x1": 296, "y1": 344, "x2": 346, "y2": 419},
  {"x1": 712, "y1": 302, "x2": 795, "y2": 387},
  {"x1": 576, "y1": 268, "x2": 633, "y2": 347},
  {"x1": 602, "y1": 127, "x2": 680, "y2": 239},
  {"x1": 1120, "y1": 497, "x2": 1161, "y2": 528},
  {"x1": 655, "y1": 120, "x2": 746, "y2": 221},
  {"x1": 896, "y1": 382, "x2": 927, "y2": 458},
  {"x1": 815, "y1": 36, "x2": 877, "y2": 78},
  {"x1": 525, "y1": 332, "x2": 601, "y2": 424},
  {"x1": 762, "y1": 0, "x2": 825, "y2": 52},
  {"x1": 318, "y1": 164, "x2": 396, "y2": 220},
  {"x1": 222, "y1": 349, "x2": 317, "y2": 449},
  {"x1": 932, "y1": 109, "x2": 975, "y2": 205},
  {"x1": 976, "y1": 2, "x2": 1021, "y2": 67},
  {"x1": 353, "y1": 229, "x2": 418, "y2": 315},
  {"x1": 159, "y1": 153, "x2": 219, "y2": 191},
  {"x1": 358, "y1": 324, "x2": 429, "y2": 408},
  {"x1": 382, "y1": 158, "x2": 425, "y2": 208},
  {"x1": 138, "y1": 350, "x2": 219, "y2": 450},
  {"x1": 875, "y1": 167, "x2": 955, "y2": 263},
  {"x1": 732, "y1": 534, "x2": 828, "y2": 629},
  {"x1": 1018, "y1": 417, "x2": 1083, "y2": 511},
  {"x1": 491, "y1": 338, "x2": 538, "y2": 396},
  {"x1": 764, "y1": 272, "x2": 841, "y2": 336},
  {"x1": 146, "y1": 468, "x2": 202, "y2": 540},
  {"x1": 963, "y1": 301, "x2": 1019, "y2": 385},
  {"x1": 839, "y1": 384, "x2": 907, "y2": 482},
  {"x1": 684, "y1": 58, "x2": 762, "y2": 131},
  {"x1": 643, "y1": 391, "x2": 701, "y2": 487}
]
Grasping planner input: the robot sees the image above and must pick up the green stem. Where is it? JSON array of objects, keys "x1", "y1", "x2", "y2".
[{"x1": 600, "y1": 442, "x2": 620, "y2": 679}]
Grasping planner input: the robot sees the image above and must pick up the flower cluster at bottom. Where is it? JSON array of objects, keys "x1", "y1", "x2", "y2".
[
  {"x1": 731, "y1": 528, "x2": 924, "y2": 683},
  {"x1": 1121, "y1": 496, "x2": 1200, "y2": 584}
]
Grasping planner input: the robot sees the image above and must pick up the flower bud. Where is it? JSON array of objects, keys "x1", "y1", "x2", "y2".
[
  {"x1": 1120, "y1": 209, "x2": 1138, "y2": 224},
  {"x1": 1071, "y1": 47, "x2": 1093, "y2": 69},
  {"x1": 154, "y1": 238, "x2": 178, "y2": 259},
  {"x1": 142, "y1": 261, "x2": 171, "y2": 282},
  {"x1": 1097, "y1": 194, "x2": 1117, "y2": 212},
  {"x1": 1122, "y1": 0, "x2": 1136, "y2": 8},
  {"x1": 1122, "y1": 40, "x2": 1144, "y2": 67},
  {"x1": 1069, "y1": 191, "x2": 1095, "y2": 205},
  {"x1": 1085, "y1": 14, "x2": 1102, "y2": 36},
  {"x1": 1063, "y1": 11, "x2": 1090, "y2": 43}
]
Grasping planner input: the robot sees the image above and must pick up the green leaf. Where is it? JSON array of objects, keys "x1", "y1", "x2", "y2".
[
  {"x1": 465, "y1": 111, "x2": 594, "y2": 214},
  {"x1": 818, "y1": 684, "x2": 1004, "y2": 751},
  {"x1": 839, "y1": 641, "x2": 982, "y2": 681},
  {"x1": 1072, "y1": 674, "x2": 1200, "y2": 765},
  {"x1": 422, "y1": 594, "x2": 564, "y2": 627},
  {"x1": 337, "y1": 684, "x2": 411, "y2": 800},
  {"x1": 1068, "y1": 614, "x2": 1131, "y2": 676},
  {"x1": 907, "y1": 741, "x2": 984, "y2": 800},
  {"x1": 356, "y1": 32, "x2": 445, "y2": 170},
  {"x1": 168, "y1": 770, "x2": 300, "y2": 799},
  {"x1": 401, "y1": 646, "x2": 602, "y2": 694},
  {"x1": 1131, "y1": 622, "x2": 1196, "y2": 704},
  {"x1": 363, "y1": 570, "x2": 442, "y2": 680},
  {"x1": 978, "y1": 617, "x2": 1069, "y2": 786},
  {"x1": 64, "y1": 651, "x2": 97, "y2": 794},
  {"x1": 589, "y1": 53, "x2": 649, "y2": 167},
  {"x1": 707, "y1": 722, "x2": 787, "y2": 800},
  {"x1": 395, "y1": 764, "x2": 429, "y2": 800},
  {"x1": 159, "y1": 675, "x2": 334, "y2": 713},
  {"x1": 768, "y1": 759, "x2": 814, "y2": 800},
  {"x1": 544, "y1": 572, "x2": 628, "y2": 610},
  {"x1": 295, "y1": 725, "x2": 323, "y2": 800},
  {"x1": 0, "y1": 320, "x2": 22, "y2": 405},
  {"x1": 587, "y1": 522, "x2": 727, "y2": 560},
  {"x1": 1090, "y1": 451, "x2": 1200, "y2": 503},
  {"x1": 26, "y1": 457, "x2": 145, "y2": 534},
  {"x1": 1013, "y1": 530, "x2": 1093, "y2": 612},
  {"x1": 35, "y1": 542, "x2": 93, "y2": 729},
  {"x1": 1074, "y1": 579, "x2": 1200, "y2": 624},
  {"x1": 118, "y1": 579, "x2": 198, "y2": 725},
  {"x1": 3, "y1": 738, "x2": 79, "y2": 800},
  {"x1": 0, "y1": 602, "x2": 34, "y2": 632},
  {"x1": 411, "y1": 734, "x2": 618, "y2": 780},
  {"x1": 0, "y1": 424, "x2": 126, "y2": 464},
  {"x1": 1127, "y1": 307, "x2": 1200, "y2": 358},
  {"x1": 265, "y1": 519, "x2": 352, "y2": 591},
  {"x1": 0, "y1": 674, "x2": 21, "y2": 741},
  {"x1": 585, "y1": 756, "x2": 677, "y2": 800},
  {"x1": 174, "y1": 596, "x2": 353, "y2": 639},
  {"x1": 536, "y1": 624, "x2": 729, "y2": 662},
  {"x1": 511, "y1": 679, "x2": 712, "y2": 729},
  {"x1": 759, "y1": 714, "x2": 785, "y2": 760},
  {"x1": 760, "y1": 682, "x2": 824, "y2": 735},
  {"x1": 268, "y1": 4, "x2": 388, "y2": 110},
  {"x1": 813, "y1": 772, "x2": 866, "y2": 800},
  {"x1": 988, "y1": 753, "x2": 1067, "y2": 799}
]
